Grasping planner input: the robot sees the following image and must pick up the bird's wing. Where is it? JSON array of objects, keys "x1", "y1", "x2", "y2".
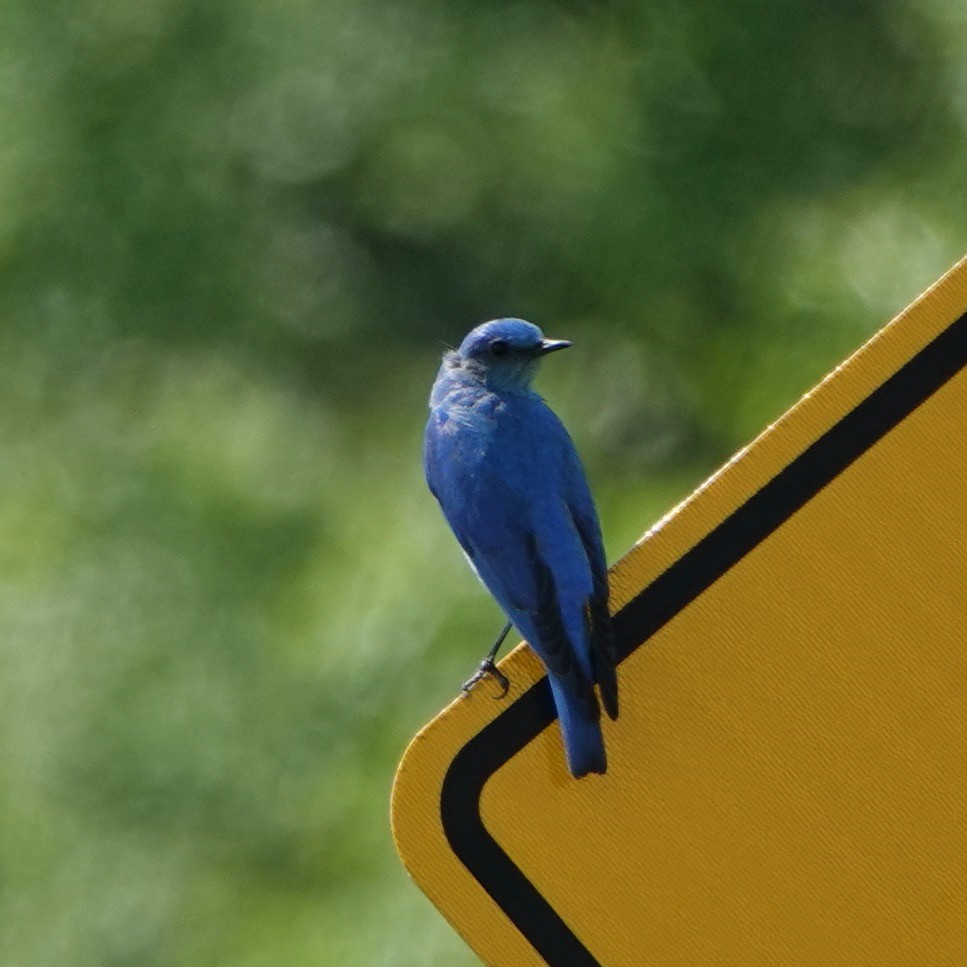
[
  {"x1": 424, "y1": 406, "x2": 597, "y2": 714},
  {"x1": 561, "y1": 430, "x2": 619, "y2": 719},
  {"x1": 469, "y1": 504, "x2": 600, "y2": 721}
]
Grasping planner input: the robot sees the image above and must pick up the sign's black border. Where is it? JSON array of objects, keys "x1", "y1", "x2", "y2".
[{"x1": 439, "y1": 311, "x2": 967, "y2": 966}]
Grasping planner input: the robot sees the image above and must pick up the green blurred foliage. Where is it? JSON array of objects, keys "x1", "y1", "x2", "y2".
[{"x1": 0, "y1": 0, "x2": 964, "y2": 963}]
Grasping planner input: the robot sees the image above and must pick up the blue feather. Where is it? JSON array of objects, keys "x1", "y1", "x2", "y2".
[{"x1": 424, "y1": 319, "x2": 618, "y2": 778}]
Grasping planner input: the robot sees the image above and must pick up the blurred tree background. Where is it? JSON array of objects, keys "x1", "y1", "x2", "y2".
[{"x1": 0, "y1": 0, "x2": 964, "y2": 963}]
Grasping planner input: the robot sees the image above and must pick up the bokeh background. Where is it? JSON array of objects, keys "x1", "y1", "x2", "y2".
[{"x1": 1, "y1": 0, "x2": 965, "y2": 964}]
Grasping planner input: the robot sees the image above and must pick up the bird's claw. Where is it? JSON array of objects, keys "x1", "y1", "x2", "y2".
[{"x1": 461, "y1": 658, "x2": 510, "y2": 699}]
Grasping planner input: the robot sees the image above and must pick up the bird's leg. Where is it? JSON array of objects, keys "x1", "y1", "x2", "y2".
[{"x1": 461, "y1": 621, "x2": 512, "y2": 698}]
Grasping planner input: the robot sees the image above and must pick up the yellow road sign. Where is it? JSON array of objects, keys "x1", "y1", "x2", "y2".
[{"x1": 392, "y1": 254, "x2": 967, "y2": 966}]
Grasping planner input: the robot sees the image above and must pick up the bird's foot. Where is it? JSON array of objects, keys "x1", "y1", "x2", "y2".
[{"x1": 461, "y1": 658, "x2": 510, "y2": 699}]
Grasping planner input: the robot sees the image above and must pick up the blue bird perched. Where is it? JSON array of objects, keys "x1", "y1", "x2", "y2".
[{"x1": 423, "y1": 318, "x2": 618, "y2": 777}]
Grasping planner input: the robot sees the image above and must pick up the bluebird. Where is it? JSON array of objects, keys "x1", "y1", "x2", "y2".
[{"x1": 423, "y1": 318, "x2": 618, "y2": 777}]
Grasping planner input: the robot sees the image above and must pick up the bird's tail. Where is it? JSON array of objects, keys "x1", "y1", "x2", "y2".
[{"x1": 548, "y1": 676, "x2": 606, "y2": 777}]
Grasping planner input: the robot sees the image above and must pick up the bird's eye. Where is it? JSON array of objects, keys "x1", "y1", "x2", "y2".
[{"x1": 490, "y1": 339, "x2": 510, "y2": 357}]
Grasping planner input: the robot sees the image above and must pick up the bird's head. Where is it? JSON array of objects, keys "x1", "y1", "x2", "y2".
[{"x1": 453, "y1": 318, "x2": 571, "y2": 390}]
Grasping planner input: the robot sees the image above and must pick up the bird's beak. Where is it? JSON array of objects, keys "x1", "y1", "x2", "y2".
[{"x1": 540, "y1": 338, "x2": 572, "y2": 355}]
